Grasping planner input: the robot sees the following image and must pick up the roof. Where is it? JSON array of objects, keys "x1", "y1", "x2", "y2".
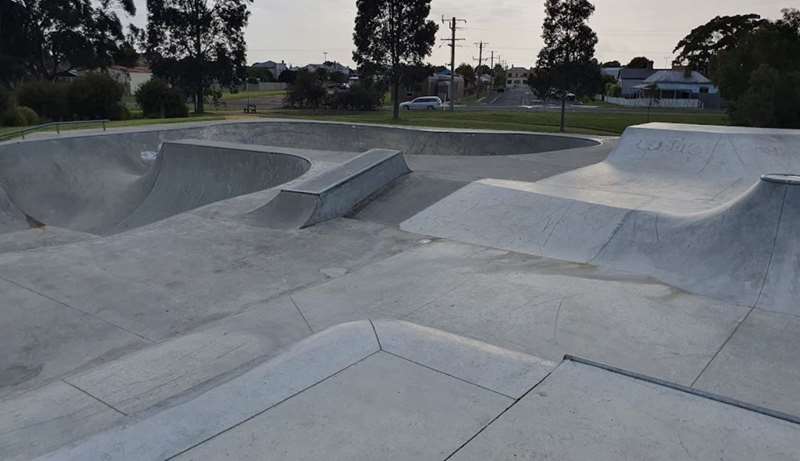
[
  {"x1": 619, "y1": 68, "x2": 657, "y2": 80},
  {"x1": 644, "y1": 70, "x2": 712, "y2": 84}
]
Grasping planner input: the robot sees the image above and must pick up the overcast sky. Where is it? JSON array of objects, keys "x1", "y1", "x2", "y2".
[{"x1": 125, "y1": 0, "x2": 790, "y2": 69}]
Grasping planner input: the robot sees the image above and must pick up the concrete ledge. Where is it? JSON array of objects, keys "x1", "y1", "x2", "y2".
[
  {"x1": 250, "y1": 149, "x2": 411, "y2": 229},
  {"x1": 374, "y1": 320, "x2": 555, "y2": 398}
]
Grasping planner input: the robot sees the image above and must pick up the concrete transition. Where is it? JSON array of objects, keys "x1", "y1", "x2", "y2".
[
  {"x1": 0, "y1": 120, "x2": 594, "y2": 236},
  {"x1": 248, "y1": 149, "x2": 410, "y2": 229},
  {"x1": 37, "y1": 321, "x2": 800, "y2": 461},
  {"x1": 403, "y1": 123, "x2": 800, "y2": 312}
]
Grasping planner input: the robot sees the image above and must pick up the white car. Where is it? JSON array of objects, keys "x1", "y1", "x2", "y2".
[{"x1": 399, "y1": 97, "x2": 444, "y2": 111}]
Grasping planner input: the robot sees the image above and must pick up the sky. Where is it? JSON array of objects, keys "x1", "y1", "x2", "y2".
[{"x1": 124, "y1": 0, "x2": 792, "y2": 69}]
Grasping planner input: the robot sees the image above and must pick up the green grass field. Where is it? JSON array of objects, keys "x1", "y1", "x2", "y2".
[{"x1": 261, "y1": 108, "x2": 730, "y2": 136}]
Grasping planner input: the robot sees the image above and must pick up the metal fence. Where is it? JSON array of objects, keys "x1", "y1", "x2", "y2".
[{"x1": 0, "y1": 119, "x2": 110, "y2": 142}]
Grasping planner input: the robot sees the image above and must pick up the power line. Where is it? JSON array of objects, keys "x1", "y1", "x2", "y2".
[{"x1": 441, "y1": 16, "x2": 467, "y2": 112}]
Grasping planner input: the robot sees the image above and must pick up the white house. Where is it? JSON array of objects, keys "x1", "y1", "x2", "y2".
[
  {"x1": 505, "y1": 67, "x2": 530, "y2": 88},
  {"x1": 635, "y1": 70, "x2": 718, "y2": 99}
]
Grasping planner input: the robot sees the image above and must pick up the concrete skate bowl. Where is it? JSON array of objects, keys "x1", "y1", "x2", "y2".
[
  {"x1": 402, "y1": 123, "x2": 800, "y2": 312},
  {"x1": 194, "y1": 120, "x2": 601, "y2": 156},
  {"x1": 0, "y1": 137, "x2": 310, "y2": 235},
  {"x1": 0, "y1": 120, "x2": 598, "y2": 236}
]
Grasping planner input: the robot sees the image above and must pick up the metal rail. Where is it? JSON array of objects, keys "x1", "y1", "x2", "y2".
[{"x1": 0, "y1": 119, "x2": 110, "y2": 141}]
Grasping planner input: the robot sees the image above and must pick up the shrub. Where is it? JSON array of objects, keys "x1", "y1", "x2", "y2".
[
  {"x1": 16, "y1": 80, "x2": 69, "y2": 121},
  {"x1": 134, "y1": 79, "x2": 189, "y2": 118},
  {"x1": 0, "y1": 89, "x2": 12, "y2": 114},
  {"x1": 326, "y1": 84, "x2": 383, "y2": 111},
  {"x1": 285, "y1": 71, "x2": 326, "y2": 108},
  {"x1": 67, "y1": 72, "x2": 127, "y2": 120},
  {"x1": 1, "y1": 106, "x2": 40, "y2": 127}
]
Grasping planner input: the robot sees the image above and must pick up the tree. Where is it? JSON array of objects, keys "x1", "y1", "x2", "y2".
[
  {"x1": 493, "y1": 64, "x2": 507, "y2": 89},
  {"x1": 714, "y1": 9, "x2": 800, "y2": 128},
  {"x1": 626, "y1": 56, "x2": 653, "y2": 69},
  {"x1": 247, "y1": 66, "x2": 276, "y2": 83},
  {"x1": 536, "y1": 0, "x2": 600, "y2": 132},
  {"x1": 456, "y1": 63, "x2": 476, "y2": 90},
  {"x1": 673, "y1": 14, "x2": 766, "y2": 76},
  {"x1": 145, "y1": 0, "x2": 252, "y2": 114},
  {"x1": 285, "y1": 70, "x2": 326, "y2": 109},
  {"x1": 353, "y1": 0, "x2": 438, "y2": 119},
  {"x1": 0, "y1": 0, "x2": 137, "y2": 83},
  {"x1": 601, "y1": 60, "x2": 621, "y2": 68},
  {"x1": 278, "y1": 69, "x2": 297, "y2": 84}
]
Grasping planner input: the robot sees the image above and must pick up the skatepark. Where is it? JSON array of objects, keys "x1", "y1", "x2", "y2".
[{"x1": 1, "y1": 120, "x2": 799, "y2": 460}]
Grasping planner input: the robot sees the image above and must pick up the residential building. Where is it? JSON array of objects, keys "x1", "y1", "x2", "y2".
[
  {"x1": 301, "y1": 62, "x2": 352, "y2": 77},
  {"x1": 635, "y1": 70, "x2": 718, "y2": 99},
  {"x1": 618, "y1": 68, "x2": 657, "y2": 97},
  {"x1": 505, "y1": 67, "x2": 530, "y2": 88},
  {"x1": 423, "y1": 70, "x2": 464, "y2": 102},
  {"x1": 252, "y1": 60, "x2": 288, "y2": 80}
]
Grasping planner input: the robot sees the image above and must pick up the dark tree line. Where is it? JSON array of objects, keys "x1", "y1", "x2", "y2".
[
  {"x1": 353, "y1": 0, "x2": 438, "y2": 119},
  {"x1": 0, "y1": 0, "x2": 137, "y2": 86},
  {"x1": 676, "y1": 9, "x2": 800, "y2": 128}
]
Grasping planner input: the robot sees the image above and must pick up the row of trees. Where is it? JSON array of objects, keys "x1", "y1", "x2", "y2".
[
  {"x1": 526, "y1": 2, "x2": 800, "y2": 129},
  {"x1": 0, "y1": 0, "x2": 253, "y2": 117},
  {"x1": 673, "y1": 10, "x2": 800, "y2": 128}
]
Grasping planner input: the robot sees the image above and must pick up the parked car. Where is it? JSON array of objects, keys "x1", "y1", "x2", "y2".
[{"x1": 399, "y1": 96, "x2": 443, "y2": 111}]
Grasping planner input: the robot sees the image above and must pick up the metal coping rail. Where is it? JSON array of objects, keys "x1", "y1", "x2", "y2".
[{"x1": 0, "y1": 119, "x2": 110, "y2": 141}]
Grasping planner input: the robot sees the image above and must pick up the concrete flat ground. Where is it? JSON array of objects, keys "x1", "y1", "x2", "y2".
[{"x1": 1, "y1": 120, "x2": 799, "y2": 460}]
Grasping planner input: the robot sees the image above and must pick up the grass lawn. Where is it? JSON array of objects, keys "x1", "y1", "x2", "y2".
[{"x1": 259, "y1": 108, "x2": 730, "y2": 136}]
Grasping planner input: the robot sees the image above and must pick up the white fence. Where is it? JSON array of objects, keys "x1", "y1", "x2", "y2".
[
  {"x1": 605, "y1": 96, "x2": 701, "y2": 109},
  {"x1": 243, "y1": 82, "x2": 289, "y2": 92}
]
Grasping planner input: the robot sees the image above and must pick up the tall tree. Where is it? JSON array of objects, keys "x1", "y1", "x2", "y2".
[
  {"x1": 714, "y1": 9, "x2": 800, "y2": 128},
  {"x1": 0, "y1": 0, "x2": 137, "y2": 84},
  {"x1": 535, "y1": 0, "x2": 600, "y2": 132},
  {"x1": 673, "y1": 14, "x2": 766, "y2": 76},
  {"x1": 626, "y1": 56, "x2": 653, "y2": 69},
  {"x1": 145, "y1": 0, "x2": 252, "y2": 113},
  {"x1": 353, "y1": 0, "x2": 438, "y2": 119},
  {"x1": 456, "y1": 63, "x2": 476, "y2": 89}
]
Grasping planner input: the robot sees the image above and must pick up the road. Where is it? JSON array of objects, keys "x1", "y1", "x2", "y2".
[{"x1": 484, "y1": 87, "x2": 537, "y2": 107}]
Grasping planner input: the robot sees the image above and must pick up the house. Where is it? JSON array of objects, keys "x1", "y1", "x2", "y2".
[
  {"x1": 617, "y1": 68, "x2": 657, "y2": 97},
  {"x1": 252, "y1": 60, "x2": 288, "y2": 80},
  {"x1": 423, "y1": 70, "x2": 464, "y2": 102},
  {"x1": 301, "y1": 62, "x2": 352, "y2": 77},
  {"x1": 601, "y1": 67, "x2": 622, "y2": 80},
  {"x1": 635, "y1": 70, "x2": 718, "y2": 99},
  {"x1": 505, "y1": 67, "x2": 530, "y2": 88}
]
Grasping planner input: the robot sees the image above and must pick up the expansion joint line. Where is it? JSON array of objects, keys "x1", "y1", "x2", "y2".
[{"x1": 442, "y1": 361, "x2": 565, "y2": 460}]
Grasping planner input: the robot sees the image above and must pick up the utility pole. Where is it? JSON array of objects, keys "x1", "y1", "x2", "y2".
[
  {"x1": 473, "y1": 41, "x2": 488, "y2": 96},
  {"x1": 441, "y1": 16, "x2": 466, "y2": 112}
]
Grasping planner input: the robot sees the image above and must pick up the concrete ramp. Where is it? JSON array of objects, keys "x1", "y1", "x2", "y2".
[
  {"x1": 247, "y1": 149, "x2": 410, "y2": 229},
  {"x1": 402, "y1": 124, "x2": 800, "y2": 312},
  {"x1": 595, "y1": 176, "x2": 792, "y2": 308},
  {"x1": 0, "y1": 186, "x2": 28, "y2": 233},
  {"x1": 110, "y1": 141, "x2": 310, "y2": 233},
  {"x1": 539, "y1": 123, "x2": 800, "y2": 212}
]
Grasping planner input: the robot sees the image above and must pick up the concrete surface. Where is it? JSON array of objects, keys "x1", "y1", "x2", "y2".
[
  {"x1": 36, "y1": 322, "x2": 800, "y2": 461},
  {"x1": 452, "y1": 359, "x2": 800, "y2": 461},
  {"x1": 1, "y1": 120, "x2": 800, "y2": 459}
]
